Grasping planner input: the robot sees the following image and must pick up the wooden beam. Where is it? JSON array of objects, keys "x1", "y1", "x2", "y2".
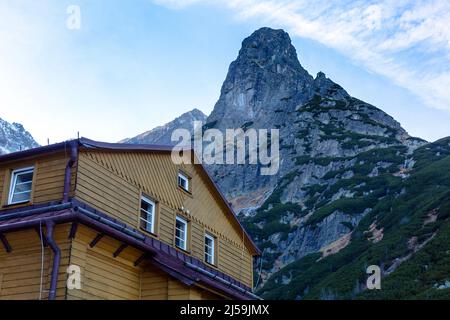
[
  {"x1": 113, "y1": 243, "x2": 128, "y2": 258},
  {"x1": 0, "y1": 234, "x2": 12, "y2": 253},
  {"x1": 134, "y1": 253, "x2": 148, "y2": 267},
  {"x1": 68, "y1": 222, "x2": 78, "y2": 239},
  {"x1": 89, "y1": 233, "x2": 104, "y2": 248}
]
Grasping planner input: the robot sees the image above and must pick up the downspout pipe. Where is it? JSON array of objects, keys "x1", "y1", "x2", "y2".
[
  {"x1": 62, "y1": 141, "x2": 78, "y2": 203},
  {"x1": 46, "y1": 220, "x2": 61, "y2": 300}
]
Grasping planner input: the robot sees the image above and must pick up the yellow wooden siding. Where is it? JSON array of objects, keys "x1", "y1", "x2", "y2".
[
  {"x1": 66, "y1": 225, "x2": 222, "y2": 300},
  {"x1": 0, "y1": 225, "x2": 71, "y2": 300},
  {"x1": 75, "y1": 155, "x2": 139, "y2": 226},
  {"x1": 191, "y1": 221, "x2": 204, "y2": 259},
  {"x1": 159, "y1": 204, "x2": 175, "y2": 244},
  {"x1": 218, "y1": 238, "x2": 253, "y2": 286},
  {"x1": 67, "y1": 225, "x2": 142, "y2": 300},
  {"x1": 140, "y1": 264, "x2": 169, "y2": 300},
  {"x1": 0, "y1": 152, "x2": 76, "y2": 207},
  {"x1": 33, "y1": 155, "x2": 75, "y2": 204},
  {"x1": 168, "y1": 278, "x2": 191, "y2": 300},
  {"x1": 142, "y1": 263, "x2": 223, "y2": 300},
  {"x1": 75, "y1": 150, "x2": 254, "y2": 288}
]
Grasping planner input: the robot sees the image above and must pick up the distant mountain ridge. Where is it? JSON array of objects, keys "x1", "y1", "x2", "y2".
[
  {"x1": 120, "y1": 108, "x2": 206, "y2": 145},
  {"x1": 0, "y1": 117, "x2": 39, "y2": 155}
]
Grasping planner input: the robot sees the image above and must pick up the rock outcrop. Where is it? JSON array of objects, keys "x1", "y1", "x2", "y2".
[{"x1": 0, "y1": 117, "x2": 39, "y2": 154}]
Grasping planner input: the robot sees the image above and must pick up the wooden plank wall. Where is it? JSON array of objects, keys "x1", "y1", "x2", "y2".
[
  {"x1": 140, "y1": 264, "x2": 169, "y2": 300},
  {"x1": 0, "y1": 224, "x2": 71, "y2": 300},
  {"x1": 33, "y1": 153, "x2": 76, "y2": 204},
  {"x1": 141, "y1": 265, "x2": 222, "y2": 300},
  {"x1": 75, "y1": 150, "x2": 254, "y2": 288},
  {"x1": 67, "y1": 225, "x2": 142, "y2": 300},
  {"x1": 0, "y1": 151, "x2": 76, "y2": 207},
  {"x1": 0, "y1": 224, "x2": 224, "y2": 300},
  {"x1": 66, "y1": 225, "x2": 222, "y2": 300}
]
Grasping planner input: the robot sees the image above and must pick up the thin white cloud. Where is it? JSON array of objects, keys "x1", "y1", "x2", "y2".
[
  {"x1": 153, "y1": 0, "x2": 204, "y2": 9},
  {"x1": 155, "y1": 0, "x2": 450, "y2": 111}
]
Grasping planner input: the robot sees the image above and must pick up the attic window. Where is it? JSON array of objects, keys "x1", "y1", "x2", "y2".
[
  {"x1": 8, "y1": 167, "x2": 34, "y2": 205},
  {"x1": 140, "y1": 196, "x2": 156, "y2": 234},
  {"x1": 178, "y1": 172, "x2": 190, "y2": 192}
]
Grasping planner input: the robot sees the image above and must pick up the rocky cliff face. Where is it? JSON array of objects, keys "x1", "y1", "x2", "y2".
[
  {"x1": 0, "y1": 117, "x2": 39, "y2": 154},
  {"x1": 121, "y1": 108, "x2": 206, "y2": 145},
  {"x1": 202, "y1": 28, "x2": 427, "y2": 288},
  {"x1": 205, "y1": 28, "x2": 421, "y2": 210}
]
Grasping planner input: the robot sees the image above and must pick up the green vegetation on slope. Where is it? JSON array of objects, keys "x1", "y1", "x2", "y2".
[{"x1": 258, "y1": 139, "x2": 450, "y2": 299}]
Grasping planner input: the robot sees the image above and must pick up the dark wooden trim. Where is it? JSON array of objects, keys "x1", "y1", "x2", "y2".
[
  {"x1": 113, "y1": 243, "x2": 128, "y2": 258},
  {"x1": 68, "y1": 222, "x2": 78, "y2": 239},
  {"x1": 0, "y1": 234, "x2": 12, "y2": 253},
  {"x1": 134, "y1": 253, "x2": 148, "y2": 267},
  {"x1": 89, "y1": 233, "x2": 104, "y2": 248}
]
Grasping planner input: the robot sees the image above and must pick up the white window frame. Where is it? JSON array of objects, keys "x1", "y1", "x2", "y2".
[
  {"x1": 8, "y1": 167, "x2": 34, "y2": 205},
  {"x1": 140, "y1": 196, "x2": 156, "y2": 234},
  {"x1": 178, "y1": 172, "x2": 189, "y2": 192},
  {"x1": 204, "y1": 233, "x2": 215, "y2": 265},
  {"x1": 175, "y1": 216, "x2": 188, "y2": 250}
]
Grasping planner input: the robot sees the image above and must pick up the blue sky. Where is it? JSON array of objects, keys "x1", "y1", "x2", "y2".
[{"x1": 0, "y1": 0, "x2": 449, "y2": 144}]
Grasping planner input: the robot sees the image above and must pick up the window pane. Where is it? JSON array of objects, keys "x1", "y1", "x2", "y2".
[
  {"x1": 141, "y1": 200, "x2": 153, "y2": 213},
  {"x1": 139, "y1": 218, "x2": 148, "y2": 230},
  {"x1": 11, "y1": 191, "x2": 31, "y2": 203},
  {"x1": 141, "y1": 200, "x2": 147, "y2": 211},
  {"x1": 145, "y1": 221, "x2": 152, "y2": 233},
  {"x1": 16, "y1": 172, "x2": 33, "y2": 184},
  {"x1": 178, "y1": 174, "x2": 189, "y2": 191},
  {"x1": 14, "y1": 182, "x2": 32, "y2": 193}
]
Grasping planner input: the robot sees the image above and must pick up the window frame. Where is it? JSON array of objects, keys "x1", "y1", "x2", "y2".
[
  {"x1": 175, "y1": 216, "x2": 188, "y2": 251},
  {"x1": 139, "y1": 195, "x2": 156, "y2": 235},
  {"x1": 204, "y1": 233, "x2": 216, "y2": 265},
  {"x1": 8, "y1": 166, "x2": 34, "y2": 205},
  {"x1": 178, "y1": 172, "x2": 190, "y2": 193}
]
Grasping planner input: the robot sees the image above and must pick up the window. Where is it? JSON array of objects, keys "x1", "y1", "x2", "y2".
[
  {"x1": 8, "y1": 167, "x2": 34, "y2": 205},
  {"x1": 140, "y1": 196, "x2": 156, "y2": 234},
  {"x1": 178, "y1": 172, "x2": 189, "y2": 192},
  {"x1": 204, "y1": 234, "x2": 215, "y2": 265},
  {"x1": 175, "y1": 216, "x2": 188, "y2": 250}
]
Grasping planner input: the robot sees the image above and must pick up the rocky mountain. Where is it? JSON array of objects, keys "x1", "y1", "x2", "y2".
[
  {"x1": 121, "y1": 108, "x2": 206, "y2": 145},
  {"x1": 123, "y1": 28, "x2": 450, "y2": 299},
  {"x1": 0, "y1": 117, "x2": 39, "y2": 154}
]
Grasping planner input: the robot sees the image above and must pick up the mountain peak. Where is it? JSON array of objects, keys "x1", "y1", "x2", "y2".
[
  {"x1": 236, "y1": 27, "x2": 306, "y2": 74},
  {"x1": 0, "y1": 117, "x2": 39, "y2": 154},
  {"x1": 181, "y1": 108, "x2": 206, "y2": 120},
  {"x1": 209, "y1": 27, "x2": 314, "y2": 128},
  {"x1": 243, "y1": 27, "x2": 291, "y2": 50},
  {"x1": 121, "y1": 108, "x2": 206, "y2": 145}
]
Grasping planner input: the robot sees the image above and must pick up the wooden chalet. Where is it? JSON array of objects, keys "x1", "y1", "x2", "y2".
[{"x1": 0, "y1": 138, "x2": 260, "y2": 300}]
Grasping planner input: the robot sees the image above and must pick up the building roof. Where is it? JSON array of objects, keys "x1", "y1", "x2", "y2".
[
  {"x1": 0, "y1": 200, "x2": 260, "y2": 300},
  {"x1": 0, "y1": 138, "x2": 260, "y2": 255}
]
